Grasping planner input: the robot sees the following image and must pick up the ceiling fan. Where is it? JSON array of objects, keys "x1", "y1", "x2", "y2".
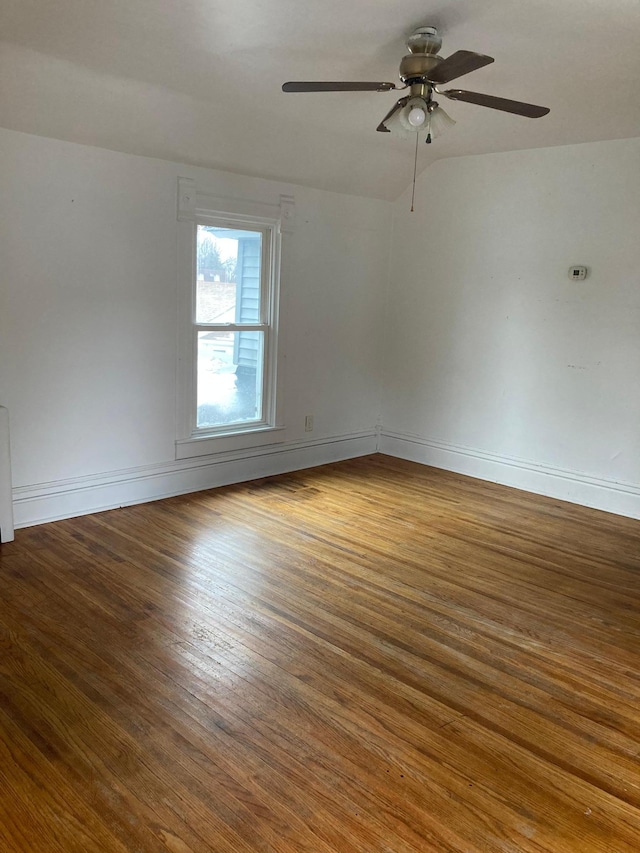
[{"x1": 282, "y1": 26, "x2": 549, "y2": 143}]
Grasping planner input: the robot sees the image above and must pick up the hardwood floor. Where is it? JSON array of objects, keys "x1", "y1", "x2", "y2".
[{"x1": 1, "y1": 454, "x2": 640, "y2": 852}]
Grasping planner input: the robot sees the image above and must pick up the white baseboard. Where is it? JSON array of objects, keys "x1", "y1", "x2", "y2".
[
  {"x1": 379, "y1": 430, "x2": 640, "y2": 520},
  {"x1": 14, "y1": 427, "x2": 640, "y2": 529},
  {"x1": 13, "y1": 431, "x2": 377, "y2": 529}
]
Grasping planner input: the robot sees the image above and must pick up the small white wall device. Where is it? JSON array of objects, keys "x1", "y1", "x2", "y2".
[{"x1": 568, "y1": 266, "x2": 588, "y2": 281}]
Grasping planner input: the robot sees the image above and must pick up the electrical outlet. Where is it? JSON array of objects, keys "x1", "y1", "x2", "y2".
[{"x1": 304, "y1": 415, "x2": 314, "y2": 432}]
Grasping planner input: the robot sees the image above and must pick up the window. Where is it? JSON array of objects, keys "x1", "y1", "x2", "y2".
[{"x1": 176, "y1": 201, "x2": 285, "y2": 459}]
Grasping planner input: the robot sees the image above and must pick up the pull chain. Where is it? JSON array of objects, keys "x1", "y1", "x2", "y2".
[{"x1": 410, "y1": 131, "x2": 419, "y2": 213}]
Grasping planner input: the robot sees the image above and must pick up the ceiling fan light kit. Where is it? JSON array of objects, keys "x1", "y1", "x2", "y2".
[{"x1": 381, "y1": 98, "x2": 456, "y2": 143}]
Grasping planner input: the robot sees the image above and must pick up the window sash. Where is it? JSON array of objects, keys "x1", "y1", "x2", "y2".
[{"x1": 194, "y1": 220, "x2": 272, "y2": 328}]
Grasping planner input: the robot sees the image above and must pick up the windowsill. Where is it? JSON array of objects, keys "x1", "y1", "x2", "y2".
[{"x1": 175, "y1": 426, "x2": 286, "y2": 460}]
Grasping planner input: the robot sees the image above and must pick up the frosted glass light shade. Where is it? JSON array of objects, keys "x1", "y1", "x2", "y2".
[{"x1": 429, "y1": 105, "x2": 456, "y2": 138}]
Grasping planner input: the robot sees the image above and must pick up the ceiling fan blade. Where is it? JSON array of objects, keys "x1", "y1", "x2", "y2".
[
  {"x1": 376, "y1": 97, "x2": 410, "y2": 132},
  {"x1": 442, "y1": 89, "x2": 550, "y2": 117},
  {"x1": 427, "y1": 50, "x2": 494, "y2": 84},
  {"x1": 282, "y1": 81, "x2": 397, "y2": 93}
]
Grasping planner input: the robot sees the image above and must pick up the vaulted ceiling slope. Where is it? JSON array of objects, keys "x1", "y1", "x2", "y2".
[{"x1": 0, "y1": 0, "x2": 639, "y2": 200}]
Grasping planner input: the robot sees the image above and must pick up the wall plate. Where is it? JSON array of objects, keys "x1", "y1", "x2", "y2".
[{"x1": 569, "y1": 265, "x2": 587, "y2": 281}]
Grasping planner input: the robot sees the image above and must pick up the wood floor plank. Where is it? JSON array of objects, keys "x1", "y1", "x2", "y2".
[{"x1": 1, "y1": 454, "x2": 640, "y2": 850}]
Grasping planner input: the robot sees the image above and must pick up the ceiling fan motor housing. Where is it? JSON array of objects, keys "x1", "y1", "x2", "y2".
[
  {"x1": 407, "y1": 26, "x2": 442, "y2": 56},
  {"x1": 400, "y1": 26, "x2": 442, "y2": 84}
]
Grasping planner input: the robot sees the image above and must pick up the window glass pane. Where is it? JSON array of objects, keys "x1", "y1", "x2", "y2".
[
  {"x1": 197, "y1": 330, "x2": 264, "y2": 428},
  {"x1": 196, "y1": 226, "x2": 262, "y2": 324}
]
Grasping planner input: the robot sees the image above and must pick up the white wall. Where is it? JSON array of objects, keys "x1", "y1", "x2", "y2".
[
  {"x1": 2, "y1": 127, "x2": 640, "y2": 526},
  {"x1": 381, "y1": 138, "x2": 640, "y2": 517},
  {"x1": 0, "y1": 128, "x2": 390, "y2": 524}
]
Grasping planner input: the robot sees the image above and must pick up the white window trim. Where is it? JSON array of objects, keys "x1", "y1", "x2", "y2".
[{"x1": 176, "y1": 182, "x2": 290, "y2": 460}]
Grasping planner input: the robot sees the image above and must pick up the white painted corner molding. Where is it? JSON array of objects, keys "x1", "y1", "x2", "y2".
[{"x1": 279, "y1": 194, "x2": 296, "y2": 233}]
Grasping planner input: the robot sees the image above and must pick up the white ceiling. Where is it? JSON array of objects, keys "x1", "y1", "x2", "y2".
[{"x1": 0, "y1": 0, "x2": 639, "y2": 200}]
